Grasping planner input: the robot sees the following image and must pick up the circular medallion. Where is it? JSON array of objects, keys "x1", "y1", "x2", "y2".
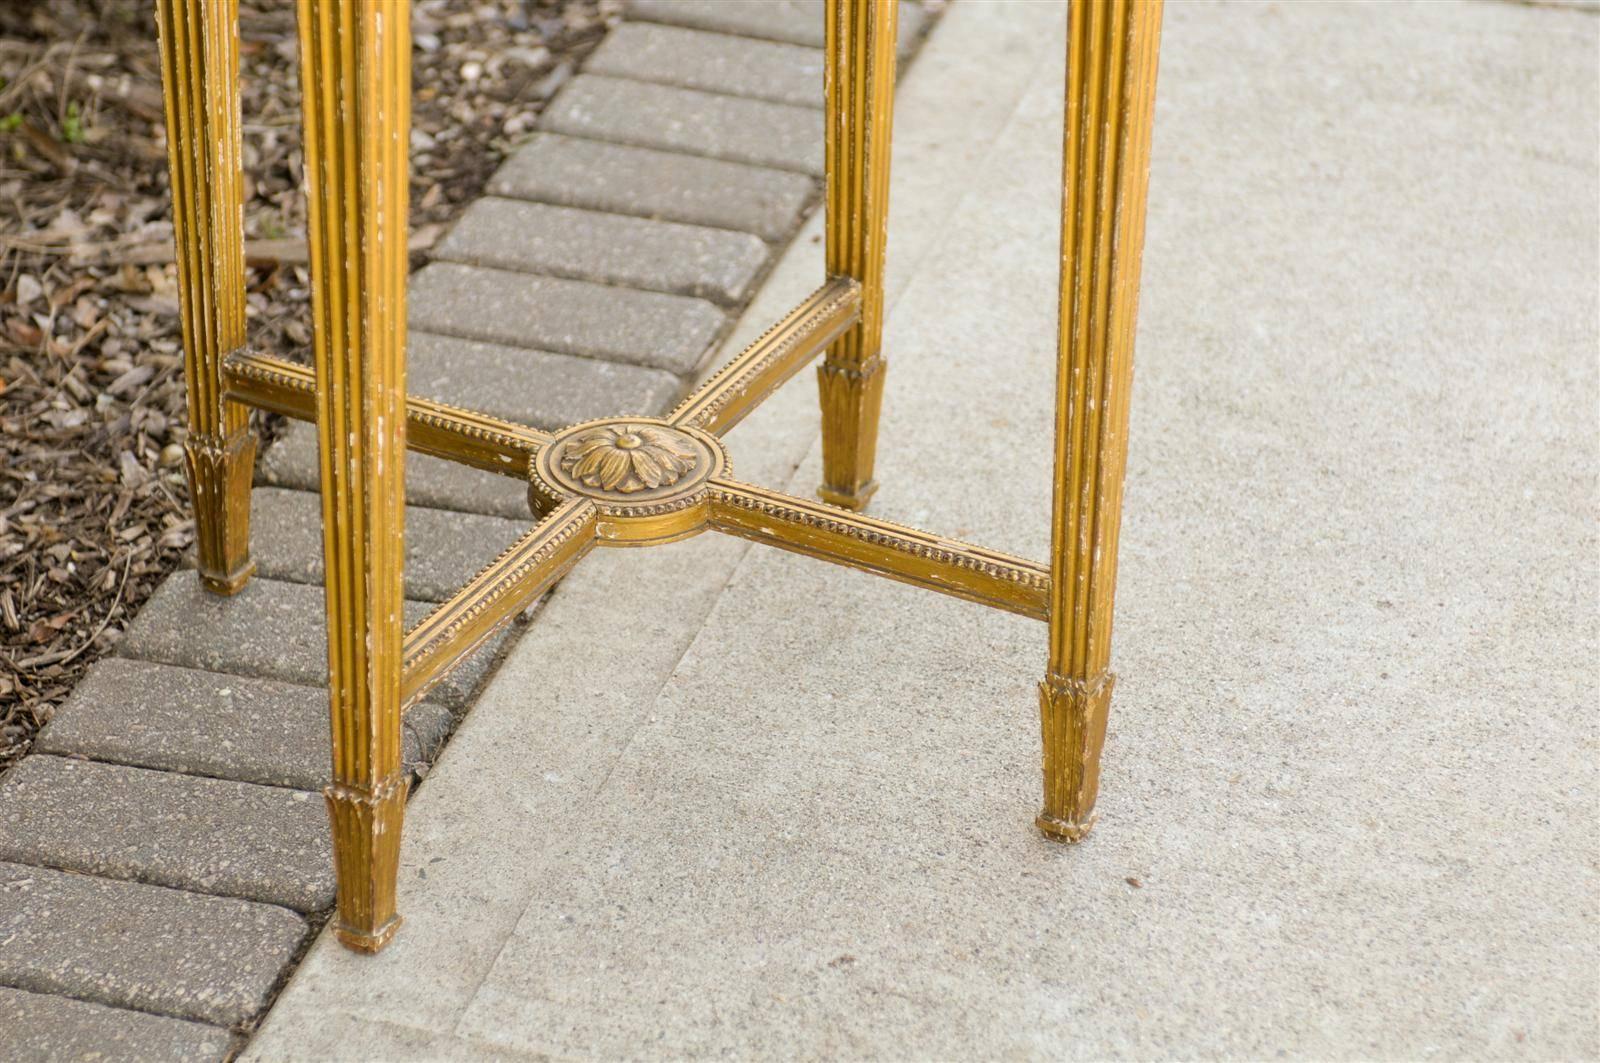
[{"x1": 531, "y1": 418, "x2": 726, "y2": 544}]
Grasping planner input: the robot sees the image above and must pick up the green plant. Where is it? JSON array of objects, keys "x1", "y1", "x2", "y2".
[{"x1": 61, "y1": 102, "x2": 85, "y2": 144}]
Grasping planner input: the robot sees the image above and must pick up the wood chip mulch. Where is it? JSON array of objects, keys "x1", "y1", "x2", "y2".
[{"x1": 0, "y1": 0, "x2": 619, "y2": 773}]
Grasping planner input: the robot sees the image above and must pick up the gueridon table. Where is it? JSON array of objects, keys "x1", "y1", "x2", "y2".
[{"x1": 156, "y1": 0, "x2": 1163, "y2": 953}]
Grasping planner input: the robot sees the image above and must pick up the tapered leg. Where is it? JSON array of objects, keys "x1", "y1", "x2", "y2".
[
  {"x1": 297, "y1": 0, "x2": 412, "y2": 952},
  {"x1": 156, "y1": 0, "x2": 255, "y2": 595},
  {"x1": 1039, "y1": 0, "x2": 1163, "y2": 842},
  {"x1": 817, "y1": 0, "x2": 896, "y2": 511}
]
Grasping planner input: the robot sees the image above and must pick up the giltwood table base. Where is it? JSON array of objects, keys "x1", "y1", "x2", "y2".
[{"x1": 157, "y1": 0, "x2": 1163, "y2": 953}]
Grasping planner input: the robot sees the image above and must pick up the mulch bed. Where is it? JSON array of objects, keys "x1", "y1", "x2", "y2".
[{"x1": 0, "y1": 0, "x2": 617, "y2": 773}]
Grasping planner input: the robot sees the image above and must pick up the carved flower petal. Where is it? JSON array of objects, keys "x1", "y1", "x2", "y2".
[
  {"x1": 639, "y1": 427, "x2": 695, "y2": 459},
  {"x1": 572, "y1": 448, "x2": 609, "y2": 482},
  {"x1": 599, "y1": 449, "x2": 631, "y2": 490},
  {"x1": 631, "y1": 449, "x2": 666, "y2": 488},
  {"x1": 667, "y1": 449, "x2": 694, "y2": 477},
  {"x1": 571, "y1": 427, "x2": 623, "y2": 457}
]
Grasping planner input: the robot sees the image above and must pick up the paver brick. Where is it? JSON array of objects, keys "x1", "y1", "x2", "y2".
[
  {"x1": 626, "y1": 0, "x2": 927, "y2": 56},
  {"x1": 0, "y1": 756, "x2": 332, "y2": 912},
  {"x1": 407, "y1": 330, "x2": 683, "y2": 426},
  {"x1": 117, "y1": 575, "x2": 508, "y2": 711},
  {"x1": 410, "y1": 261, "x2": 724, "y2": 374},
  {"x1": 489, "y1": 133, "x2": 814, "y2": 240},
  {"x1": 34, "y1": 657, "x2": 454, "y2": 792},
  {"x1": 251, "y1": 486, "x2": 528, "y2": 604},
  {"x1": 586, "y1": 22, "x2": 824, "y2": 109},
  {"x1": 259, "y1": 423, "x2": 530, "y2": 520},
  {"x1": 0, "y1": 985, "x2": 233, "y2": 1063},
  {"x1": 0, "y1": 861, "x2": 305, "y2": 1026},
  {"x1": 541, "y1": 74, "x2": 822, "y2": 176},
  {"x1": 436, "y1": 198, "x2": 770, "y2": 304}
]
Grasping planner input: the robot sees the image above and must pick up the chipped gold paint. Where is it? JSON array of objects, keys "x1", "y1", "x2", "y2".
[
  {"x1": 155, "y1": 0, "x2": 256, "y2": 595},
  {"x1": 160, "y1": 0, "x2": 1163, "y2": 952},
  {"x1": 296, "y1": 0, "x2": 412, "y2": 953},
  {"x1": 817, "y1": 0, "x2": 897, "y2": 511},
  {"x1": 1039, "y1": 0, "x2": 1163, "y2": 841}
]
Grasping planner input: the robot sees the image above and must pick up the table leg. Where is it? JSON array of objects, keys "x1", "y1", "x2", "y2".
[
  {"x1": 297, "y1": 0, "x2": 412, "y2": 952},
  {"x1": 818, "y1": 0, "x2": 897, "y2": 511},
  {"x1": 1039, "y1": 0, "x2": 1163, "y2": 842},
  {"x1": 155, "y1": 0, "x2": 255, "y2": 595}
]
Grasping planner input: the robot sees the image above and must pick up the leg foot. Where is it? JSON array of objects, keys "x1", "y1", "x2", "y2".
[
  {"x1": 1035, "y1": 811, "x2": 1097, "y2": 843},
  {"x1": 816, "y1": 355, "x2": 885, "y2": 511},
  {"x1": 334, "y1": 915, "x2": 402, "y2": 954},
  {"x1": 1036, "y1": 671, "x2": 1113, "y2": 842},
  {"x1": 185, "y1": 428, "x2": 256, "y2": 596},
  {"x1": 325, "y1": 778, "x2": 408, "y2": 954}
]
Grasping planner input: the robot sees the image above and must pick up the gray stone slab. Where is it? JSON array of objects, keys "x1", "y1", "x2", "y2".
[
  {"x1": 407, "y1": 331, "x2": 682, "y2": 427},
  {"x1": 0, "y1": 986, "x2": 233, "y2": 1063},
  {"x1": 0, "y1": 861, "x2": 304, "y2": 1026},
  {"x1": 34, "y1": 657, "x2": 454, "y2": 792},
  {"x1": 489, "y1": 133, "x2": 814, "y2": 241},
  {"x1": 410, "y1": 261, "x2": 723, "y2": 374},
  {"x1": 541, "y1": 74, "x2": 822, "y2": 176},
  {"x1": 251, "y1": 487, "x2": 528, "y2": 604},
  {"x1": 626, "y1": 0, "x2": 927, "y2": 57},
  {"x1": 435, "y1": 198, "x2": 770, "y2": 304},
  {"x1": 585, "y1": 22, "x2": 823, "y2": 109},
  {"x1": 117, "y1": 575, "x2": 507, "y2": 712},
  {"x1": 259, "y1": 423, "x2": 530, "y2": 521},
  {"x1": 0, "y1": 756, "x2": 332, "y2": 912}
]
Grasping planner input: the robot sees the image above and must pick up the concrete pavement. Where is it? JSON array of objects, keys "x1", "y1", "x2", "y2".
[{"x1": 248, "y1": 1, "x2": 1599, "y2": 1058}]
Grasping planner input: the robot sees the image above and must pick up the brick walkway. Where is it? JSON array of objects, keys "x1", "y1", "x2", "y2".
[{"x1": 0, "y1": 2, "x2": 930, "y2": 1058}]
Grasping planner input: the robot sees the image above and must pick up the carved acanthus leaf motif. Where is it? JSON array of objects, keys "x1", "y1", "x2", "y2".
[{"x1": 559, "y1": 424, "x2": 698, "y2": 494}]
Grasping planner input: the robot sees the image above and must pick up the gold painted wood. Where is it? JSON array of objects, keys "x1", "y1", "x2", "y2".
[
  {"x1": 185, "y1": 0, "x2": 1164, "y2": 955},
  {"x1": 708, "y1": 480, "x2": 1049, "y2": 620},
  {"x1": 817, "y1": 0, "x2": 897, "y2": 511},
  {"x1": 297, "y1": 0, "x2": 412, "y2": 954},
  {"x1": 401, "y1": 498, "x2": 596, "y2": 707},
  {"x1": 671, "y1": 279, "x2": 860, "y2": 435},
  {"x1": 223, "y1": 351, "x2": 550, "y2": 478},
  {"x1": 529, "y1": 418, "x2": 727, "y2": 547},
  {"x1": 155, "y1": 0, "x2": 256, "y2": 595},
  {"x1": 1038, "y1": 0, "x2": 1163, "y2": 843}
]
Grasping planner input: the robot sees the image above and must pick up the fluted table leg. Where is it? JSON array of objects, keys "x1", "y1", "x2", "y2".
[
  {"x1": 156, "y1": 0, "x2": 255, "y2": 595},
  {"x1": 1038, "y1": 0, "x2": 1163, "y2": 842},
  {"x1": 297, "y1": 0, "x2": 412, "y2": 952},
  {"x1": 817, "y1": 0, "x2": 897, "y2": 511}
]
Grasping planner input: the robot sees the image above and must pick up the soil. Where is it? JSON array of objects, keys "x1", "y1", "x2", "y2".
[{"x1": 0, "y1": 0, "x2": 619, "y2": 773}]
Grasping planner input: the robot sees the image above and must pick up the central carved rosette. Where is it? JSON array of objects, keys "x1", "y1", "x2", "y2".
[
  {"x1": 559, "y1": 423, "x2": 698, "y2": 494},
  {"x1": 532, "y1": 419, "x2": 727, "y2": 539}
]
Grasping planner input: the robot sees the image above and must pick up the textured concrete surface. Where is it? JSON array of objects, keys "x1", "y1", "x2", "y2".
[
  {"x1": 118, "y1": 575, "x2": 504, "y2": 710},
  {"x1": 489, "y1": 134, "x2": 814, "y2": 240},
  {"x1": 586, "y1": 22, "x2": 824, "y2": 108},
  {"x1": 436, "y1": 198, "x2": 770, "y2": 303},
  {"x1": 627, "y1": 0, "x2": 927, "y2": 56},
  {"x1": 250, "y1": 1, "x2": 1599, "y2": 1059},
  {"x1": 541, "y1": 74, "x2": 823, "y2": 176},
  {"x1": 34, "y1": 657, "x2": 452, "y2": 791},
  {"x1": 0, "y1": 985, "x2": 232, "y2": 1063},
  {"x1": 410, "y1": 261, "x2": 724, "y2": 373},
  {"x1": 250, "y1": 487, "x2": 527, "y2": 604},
  {"x1": 259, "y1": 423, "x2": 530, "y2": 520},
  {"x1": 0, "y1": 756, "x2": 332, "y2": 911},
  {"x1": 245, "y1": 537, "x2": 756, "y2": 1048},
  {"x1": 0, "y1": 861, "x2": 304, "y2": 1026}
]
